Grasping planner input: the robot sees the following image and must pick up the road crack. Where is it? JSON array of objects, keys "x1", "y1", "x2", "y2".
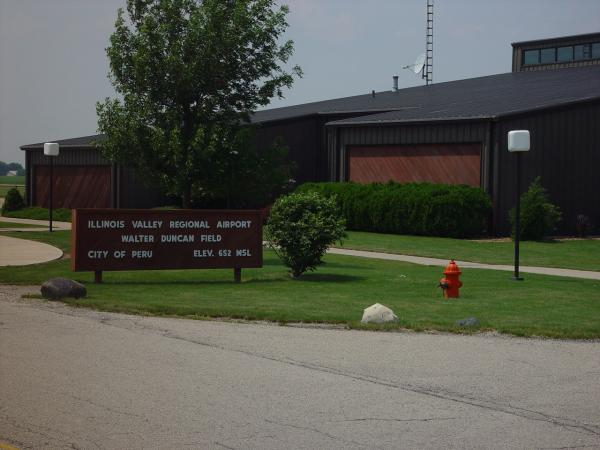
[
  {"x1": 0, "y1": 412, "x2": 99, "y2": 450},
  {"x1": 264, "y1": 418, "x2": 375, "y2": 449},
  {"x1": 150, "y1": 330, "x2": 600, "y2": 438},
  {"x1": 331, "y1": 416, "x2": 457, "y2": 423},
  {"x1": 7, "y1": 294, "x2": 600, "y2": 440}
]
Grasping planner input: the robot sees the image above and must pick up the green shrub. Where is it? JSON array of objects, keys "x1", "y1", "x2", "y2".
[
  {"x1": 509, "y1": 177, "x2": 561, "y2": 240},
  {"x1": 1, "y1": 187, "x2": 25, "y2": 214},
  {"x1": 296, "y1": 182, "x2": 491, "y2": 238},
  {"x1": 576, "y1": 214, "x2": 593, "y2": 238},
  {"x1": 265, "y1": 191, "x2": 346, "y2": 278}
]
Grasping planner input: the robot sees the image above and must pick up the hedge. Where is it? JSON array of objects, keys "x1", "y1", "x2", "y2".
[{"x1": 296, "y1": 182, "x2": 492, "y2": 238}]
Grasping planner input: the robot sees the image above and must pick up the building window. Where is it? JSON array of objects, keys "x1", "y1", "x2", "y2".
[
  {"x1": 522, "y1": 41, "x2": 600, "y2": 66},
  {"x1": 523, "y1": 49, "x2": 539, "y2": 65},
  {"x1": 557, "y1": 46, "x2": 573, "y2": 62},
  {"x1": 574, "y1": 44, "x2": 591, "y2": 60},
  {"x1": 540, "y1": 47, "x2": 556, "y2": 64}
]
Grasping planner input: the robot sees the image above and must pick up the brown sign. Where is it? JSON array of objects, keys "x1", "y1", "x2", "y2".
[{"x1": 71, "y1": 209, "x2": 263, "y2": 272}]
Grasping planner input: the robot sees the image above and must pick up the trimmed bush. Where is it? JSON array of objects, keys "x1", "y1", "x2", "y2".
[
  {"x1": 265, "y1": 191, "x2": 346, "y2": 278},
  {"x1": 509, "y1": 177, "x2": 561, "y2": 240},
  {"x1": 296, "y1": 182, "x2": 491, "y2": 238},
  {"x1": 1, "y1": 187, "x2": 25, "y2": 214}
]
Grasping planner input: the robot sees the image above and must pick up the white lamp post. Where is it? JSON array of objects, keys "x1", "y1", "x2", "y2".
[
  {"x1": 507, "y1": 130, "x2": 530, "y2": 281},
  {"x1": 43, "y1": 143, "x2": 60, "y2": 232}
]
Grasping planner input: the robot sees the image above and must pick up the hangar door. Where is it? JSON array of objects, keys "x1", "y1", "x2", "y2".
[
  {"x1": 347, "y1": 144, "x2": 481, "y2": 187},
  {"x1": 34, "y1": 165, "x2": 111, "y2": 209}
]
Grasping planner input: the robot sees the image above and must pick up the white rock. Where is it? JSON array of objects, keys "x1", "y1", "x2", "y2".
[{"x1": 361, "y1": 303, "x2": 399, "y2": 324}]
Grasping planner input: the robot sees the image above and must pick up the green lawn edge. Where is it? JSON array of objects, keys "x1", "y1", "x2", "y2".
[
  {"x1": 0, "y1": 222, "x2": 40, "y2": 229},
  {"x1": 338, "y1": 231, "x2": 600, "y2": 272},
  {"x1": 1, "y1": 232, "x2": 598, "y2": 340},
  {"x1": 2, "y1": 207, "x2": 72, "y2": 222}
]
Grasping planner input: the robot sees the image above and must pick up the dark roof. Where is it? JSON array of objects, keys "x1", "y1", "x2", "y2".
[
  {"x1": 21, "y1": 65, "x2": 600, "y2": 148},
  {"x1": 511, "y1": 31, "x2": 600, "y2": 47},
  {"x1": 20, "y1": 134, "x2": 106, "y2": 150},
  {"x1": 251, "y1": 95, "x2": 412, "y2": 123},
  {"x1": 326, "y1": 65, "x2": 600, "y2": 126}
]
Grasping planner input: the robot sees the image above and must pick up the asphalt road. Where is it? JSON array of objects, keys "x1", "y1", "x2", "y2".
[{"x1": 1, "y1": 285, "x2": 599, "y2": 450}]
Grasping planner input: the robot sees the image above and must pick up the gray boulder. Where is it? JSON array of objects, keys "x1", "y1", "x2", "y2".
[
  {"x1": 41, "y1": 278, "x2": 87, "y2": 300},
  {"x1": 361, "y1": 303, "x2": 399, "y2": 324},
  {"x1": 455, "y1": 317, "x2": 480, "y2": 328}
]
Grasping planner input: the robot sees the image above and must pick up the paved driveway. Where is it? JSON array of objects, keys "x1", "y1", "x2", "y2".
[
  {"x1": 1, "y1": 285, "x2": 599, "y2": 449},
  {"x1": 0, "y1": 236, "x2": 63, "y2": 266}
]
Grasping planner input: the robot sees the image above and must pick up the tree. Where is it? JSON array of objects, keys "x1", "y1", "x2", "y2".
[
  {"x1": 509, "y1": 177, "x2": 562, "y2": 240},
  {"x1": 6, "y1": 162, "x2": 24, "y2": 176},
  {"x1": 97, "y1": 0, "x2": 301, "y2": 208},
  {"x1": 195, "y1": 126, "x2": 295, "y2": 208},
  {"x1": 265, "y1": 192, "x2": 346, "y2": 278},
  {"x1": 0, "y1": 162, "x2": 24, "y2": 176}
]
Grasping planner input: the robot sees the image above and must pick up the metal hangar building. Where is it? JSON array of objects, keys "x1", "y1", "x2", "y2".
[{"x1": 21, "y1": 33, "x2": 600, "y2": 235}]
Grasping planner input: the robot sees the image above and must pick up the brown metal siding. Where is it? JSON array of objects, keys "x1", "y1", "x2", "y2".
[
  {"x1": 333, "y1": 122, "x2": 488, "y2": 185},
  {"x1": 33, "y1": 165, "x2": 111, "y2": 209},
  {"x1": 26, "y1": 148, "x2": 169, "y2": 209},
  {"x1": 119, "y1": 167, "x2": 168, "y2": 208},
  {"x1": 25, "y1": 150, "x2": 32, "y2": 205},
  {"x1": 347, "y1": 144, "x2": 481, "y2": 186},
  {"x1": 29, "y1": 147, "x2": 111, "y2": 166},
  {"x1": 336, "y1": 122, "x2": 487, "y2": 146},
  {"x1": 254, "y1": 112, "x2": 379, "y2": 185},
  {"x1": 494, "y1": 101, "x2": 600, "y2": 235},
  {"x1": 254, "y1": 117, "x2": 320, "y2": 185}
]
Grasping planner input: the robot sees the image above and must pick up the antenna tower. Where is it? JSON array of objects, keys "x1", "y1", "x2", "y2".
[{"x1": 424, "y1": 0, "x2": 433, "y2": 85}]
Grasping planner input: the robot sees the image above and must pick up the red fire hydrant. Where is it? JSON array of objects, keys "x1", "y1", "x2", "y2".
[{"x1": 439, "y1": 260, "x2": 462, "y2": 299}]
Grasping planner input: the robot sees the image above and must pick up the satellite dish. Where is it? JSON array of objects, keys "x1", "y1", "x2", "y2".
[
  {"x1": 402, "y1": 53, "x2": 426, "y2": 75},
  {"x1": 412, "y1": 53, "x2": 426, "y2": 74}
]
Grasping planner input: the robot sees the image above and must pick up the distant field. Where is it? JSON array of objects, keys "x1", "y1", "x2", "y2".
[
  {"x1": 0, "y1": 175, "x2": 25, "y2": 198},
  {"x1": 0, "y1": 175, "x2": 25, "y2": 185},
  {"x1": 0, "y1": 185, "x2": 25, "y2": 197}
]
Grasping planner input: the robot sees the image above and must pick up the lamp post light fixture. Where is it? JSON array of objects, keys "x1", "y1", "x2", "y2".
[
  {"x1": 507, "y1": 130, "x2": 530, "y2": 281},
  {"x1": 43, "y1": 143, "x2": 60, "y2": 232}
]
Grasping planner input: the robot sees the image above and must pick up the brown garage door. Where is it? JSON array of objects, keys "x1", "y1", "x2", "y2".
[
  {"x1": 348, "y1": 144, "x2": 481, "y2": 187},
  {"x1": 34, "y1": 165, "x2": 111, "y2": 209}
]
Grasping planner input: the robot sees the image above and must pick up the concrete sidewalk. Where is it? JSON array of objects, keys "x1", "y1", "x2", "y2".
[
  {"x1": 0, "y1": 216, "x2": 71, "y2": 231},
  {"x1": 0, "y1": 217, "x2": 597, "y2": 280},
  {"x1": 329, "y1": 247, "x2": 600, "y2": 280},
  {"x1": 0, "y1": 235, "x2": 63, "y2": 266}
]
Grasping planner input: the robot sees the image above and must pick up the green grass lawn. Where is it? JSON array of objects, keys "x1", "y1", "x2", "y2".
[
  {"x1": 1, "y1": 232, "x2": 599, "y2": 339},
  {"x1": 339, "y1": 231, "x2": 600, "y2": 272},
  {"x1": 2, "y1": 207, "x2": 71, "y2": 222},
  {"x1": 0, "y1": 222, "x2": 40, "y2": 229},
  {"x1": 0, "y1": 175, "x2": 24, "y2": 185}
]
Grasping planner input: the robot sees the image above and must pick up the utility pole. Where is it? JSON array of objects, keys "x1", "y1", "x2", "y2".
[{"x1": 424, "y1": 0, "x2": 434, "y2": 85}]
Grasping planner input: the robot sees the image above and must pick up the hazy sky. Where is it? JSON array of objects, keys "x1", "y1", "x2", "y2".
[{"x1": 1, "y1": 0, "x2": 599, "y2": 163}]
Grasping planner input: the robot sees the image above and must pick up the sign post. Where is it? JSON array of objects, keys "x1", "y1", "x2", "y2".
[
  {"x1": 507, "y1": 130, "x2": 530, "y2": 281},
  {"x1": 72, "y1": 209, "x2": 263, "y2": 283}
]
